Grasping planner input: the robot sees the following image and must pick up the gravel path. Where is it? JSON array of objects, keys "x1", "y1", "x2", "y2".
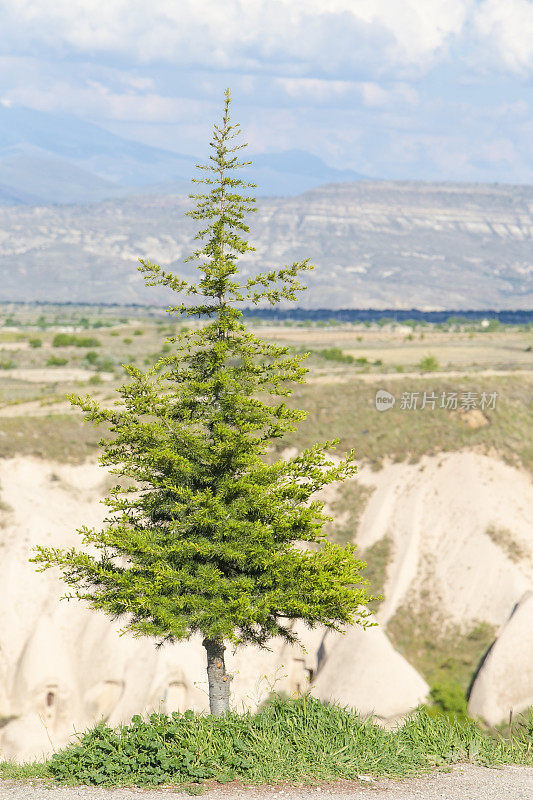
[{"x1": 2, "y1": 765, "x2": 533, "y2": 800}]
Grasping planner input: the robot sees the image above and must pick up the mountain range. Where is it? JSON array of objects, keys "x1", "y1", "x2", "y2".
[
  {"x1": 0, "y1": 180, "x2": 531, "y2": 309},
  {"x1": 0, "y1": 104, "x2": 365, "y2": 204}
]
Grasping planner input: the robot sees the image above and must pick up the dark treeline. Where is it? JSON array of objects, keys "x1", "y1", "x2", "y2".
[
  {"x1": 1, "y1": 301, "x2": 532, "y2": 325},
  {"x1": 242, "y1": 308, "x2": 533, "y2": 325}
]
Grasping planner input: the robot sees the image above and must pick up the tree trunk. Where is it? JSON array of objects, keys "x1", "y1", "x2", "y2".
[{"x1": 203, "y1": 637, "x2": 232, "y2": 716}]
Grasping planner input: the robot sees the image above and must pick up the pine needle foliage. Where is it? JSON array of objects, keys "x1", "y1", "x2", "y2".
[{"x1": 31, "y1": 90, "x2": 371, "y2": 714}]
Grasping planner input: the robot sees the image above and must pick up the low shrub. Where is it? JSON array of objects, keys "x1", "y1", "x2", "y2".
[
  {"x1": 46, "y1": 356, "x2": 68, "y2": 366},
  {"x1": 96, "y1": 358, "x2": 114, "y2": 372},
  {"x1": 429, "y1": 681, "x2": 468, "y2": 718},
  {"x1": 52, "y1": 333, "x2": 75, "y2": 347},
  {"x1": 41, "y1": 697, "x2": 532, "y2": 788},
  {"x1": 53, "y1": 334, "x2": 101, "y2": 348},
  {"x1": 75, "y1": 336, "x2": 101, "y2": 348},
  {"x1": 315, "y1": 347, "x2": 354, "y2": 364},
  {"x1": 84, "y1": 351, "x2": 99, "y2": 365},
  {"x1": 418, "y1": 355, "x2": 439, "y2": 372}
]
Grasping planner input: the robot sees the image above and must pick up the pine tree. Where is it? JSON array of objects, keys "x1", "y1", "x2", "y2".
[{"x1": 31, "y1": 91, "x2": 371, "y2": 716}]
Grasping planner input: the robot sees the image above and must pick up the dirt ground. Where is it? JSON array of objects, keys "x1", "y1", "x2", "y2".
[{"x1": 1, "y1": 765, "x2": 533, "y2": 800}]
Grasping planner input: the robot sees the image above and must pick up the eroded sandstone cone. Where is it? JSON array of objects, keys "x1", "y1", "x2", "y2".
[{"x1": 469, "y1": 590, "x2": 533, "y2": 726}]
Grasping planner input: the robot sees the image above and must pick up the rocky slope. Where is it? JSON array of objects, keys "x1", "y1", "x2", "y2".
[{"x1": 0, "y1": 181, "x2": 531, "y2": 308}]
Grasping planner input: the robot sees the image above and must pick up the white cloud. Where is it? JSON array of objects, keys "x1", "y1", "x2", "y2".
[
  {"x1": 4, "y1": 78, "x2": 207, "y2": 123},
  {"x1": 277, "y1": 78, "x2": 355, "y2": 101},
  {"x1": 476, "y1": 137, "x2": 519, "y2": 164},
  {"x1": 1, "y1": 2, "x2": 531, "y2": 84},
  {"x1": 0, "y1": 1, "x2": 469, "y2": 74},
  {"x1": 475, "y1": 0, "x2": 533, "y2": 73},
  {"x1": 276, "y1": 77, "x2": 419, "y2": 109},
  {"x1": 0, "y1": 1, "x2": 530, "y2": 184},
  {"x1": 119, "y1": 75, "x2": 155, "y2": 92},
  {"x1": 358, "y1": 81, "x2": 419, "y2": 108}
]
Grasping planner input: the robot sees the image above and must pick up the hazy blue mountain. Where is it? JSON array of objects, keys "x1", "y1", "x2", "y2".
[
  {"x1": 0, "y1": 151, "x2": 131, "y2": 205},
  {"x1": 250, "y1": 149, "x2": 365, "y2": 182},
  {"x1": 0, "y1": 104, "x2": 366, "y2": 203},
  {"x1": 0, "y1": 180, "x2": 42, "y2": 206},
  {"x1": 0, "y1": 104, "x2": 195, "y2": 202},
  {"x1": 0, "y1": 104, "x2": 195, "y2": 172}
]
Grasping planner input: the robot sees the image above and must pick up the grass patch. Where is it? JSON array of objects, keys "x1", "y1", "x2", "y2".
[
  {"x1": 360, "y1": 536, "x2": 393, "y2": 613},
  {"x1": 280, "y1": 376, "x2": 533, "y2": 473},
  {"x1": 428, "y1": 682, "x2": 469, "y2": 720},
  {"x1": 0, "y1": 760, "x2": 51, "y2": 782},
  {"x1": 2, "y1": 376, "x2": 531, "y2": 475},
  {"x1": 0, "y1": 414, "x2": 107, "y2": 463},
  {"x1": 387, "y1": 601, "x2": 496, "y2": 695},
  {"x1": 3, "y1": 697, "x2": 530, "y2": 789},
  {"x1": 0, "y1": 332, "x2": 25, "y2": 343},
  {"x1": 485, "y1": 525, "x2": 529, "y2": 563},
  {"x1": 324, "y1": 480, "x2": 374, "y2": 545}
]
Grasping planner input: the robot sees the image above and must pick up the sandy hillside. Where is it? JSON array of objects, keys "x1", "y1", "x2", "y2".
[{"x1": 354, "y1": 452, "x2": 533, "y2": 628}]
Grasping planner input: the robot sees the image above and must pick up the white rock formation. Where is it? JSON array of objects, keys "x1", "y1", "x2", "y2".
[
  {"x1": 0, "y1": 458, "x2": 330, "y2": 762},
  {"x1": 310, "y1": 623, "x2": 429, "y2": 722},
  {"x1": 355, "y1": 452, "x2": 533, "y2": 629},
  {"x1": 468, "y1": 591, "x2": 533, "y2": 726},
  {"x1": 1, "y1": 452, "x2": 532, "y2": 761}
]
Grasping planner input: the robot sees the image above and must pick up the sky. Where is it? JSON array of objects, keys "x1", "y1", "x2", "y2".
[{"x1": 0, "y1": 0, "x2": 532, "y2": 183}]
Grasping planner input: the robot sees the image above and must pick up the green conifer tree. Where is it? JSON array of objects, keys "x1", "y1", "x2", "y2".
[{"x1": 32, "y1": 91, "x2": 371, "y2": 716}]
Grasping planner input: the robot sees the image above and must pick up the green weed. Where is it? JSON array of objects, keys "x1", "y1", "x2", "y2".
[
  {"x1": 0, "y1": 760, "x2": 51, "y2": 781},
  {"x1": 3, "y1": 698, "x2": 530, "y2": 788}
]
